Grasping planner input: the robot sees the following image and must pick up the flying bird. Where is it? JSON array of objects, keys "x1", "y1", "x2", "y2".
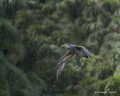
[{"x1": 57, "y1": 44, "x2": 92, "y2": 78}]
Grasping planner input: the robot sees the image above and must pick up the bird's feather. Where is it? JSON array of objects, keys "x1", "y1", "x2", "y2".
[
  {"x1": 81, "y1": 46, "x2": 92, "y2": 58},
  {"x1": 57, "y1": 51, "x2": 74, "y2": 78},
  {"x1": 73, "y1": 45, "x2": 92, "y2": 59}
]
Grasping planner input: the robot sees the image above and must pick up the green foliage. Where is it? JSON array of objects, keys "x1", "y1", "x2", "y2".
[
  {"x1": 0, "y1": 54, "x2": 47, "y2": 96},
  {"x1": 0, "y1": 0, "x2": 120, "y2": 96},
  {"x1": 2, "y1": 0, "x2": 27, "y2": 18},
  {"x1": 0, "y1": 19, "x2": 21, "y2": 49},
  {"x1": 28, "y1": 73, "x2": 47, "y2": 94}
]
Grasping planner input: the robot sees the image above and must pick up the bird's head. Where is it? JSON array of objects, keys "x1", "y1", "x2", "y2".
[{"x1": 61, "y1": 44, "x2": 71, "y2": 49}]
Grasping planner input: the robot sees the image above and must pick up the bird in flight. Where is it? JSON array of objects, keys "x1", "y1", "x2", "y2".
[{"x1": 57, "y1": 44, "x2": 92, "y2": 78}]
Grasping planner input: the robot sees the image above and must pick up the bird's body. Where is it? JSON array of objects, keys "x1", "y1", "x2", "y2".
[{"x1": 57, "y1": 44, "x2": 92, "y2": 78}]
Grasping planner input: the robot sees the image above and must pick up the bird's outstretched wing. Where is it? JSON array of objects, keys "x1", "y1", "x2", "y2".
[
  {"x1": 57, "y1": 51, "x2": 74, "y2": 78},
  {"x1": 73, "y1": 45, "x2": 92, "y2": 59},
  {"x1": 80, "y1": 46, "x2": 92, "y2": 58}
]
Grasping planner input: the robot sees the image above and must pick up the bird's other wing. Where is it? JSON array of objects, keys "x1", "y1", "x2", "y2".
[
  {"x1": 74, "y1": 45, "x2": 92, "y2": 59},
  {"x1": 57, "y1": 51, "x2": 74, "y2": 78}
]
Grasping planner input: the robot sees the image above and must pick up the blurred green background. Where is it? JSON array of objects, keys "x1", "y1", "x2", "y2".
[{"x1": 0, "y1": 0, "x2": 120, "y2": 96}]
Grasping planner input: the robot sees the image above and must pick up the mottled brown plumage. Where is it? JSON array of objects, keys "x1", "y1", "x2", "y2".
[{"x1": 57, "y1": 44, "x2": 92, "y2": 78}]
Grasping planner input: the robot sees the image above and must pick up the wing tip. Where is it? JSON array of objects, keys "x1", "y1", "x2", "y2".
[
  {"x1": 90, "y1": 56, "x2": 92, "y2": 59},
  {"x1": 88, "y1": 54, "x2": 92, "y2": 59},
  {"x1": 82, "y1": 46, "x2": 92, "y2": 59},
  {"x1": 56, "y1": 69, "x2": 60, "y2": 79}
]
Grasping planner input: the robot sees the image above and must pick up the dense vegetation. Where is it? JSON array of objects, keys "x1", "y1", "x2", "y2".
[{"x1": 0, "y1": 0, "x2": 120, "y2": 96}]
